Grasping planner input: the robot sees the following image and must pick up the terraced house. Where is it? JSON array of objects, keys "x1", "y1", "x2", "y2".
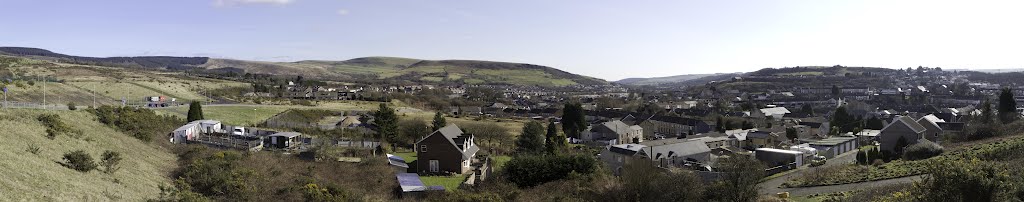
[{"x1": 636, "y1": 115, "x2": 713, "y2": 139}]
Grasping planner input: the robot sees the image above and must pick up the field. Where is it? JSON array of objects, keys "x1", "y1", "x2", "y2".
[
  {"x1": 0, "y1": 109, "x2": 176, "y2": 201},
  {"x1": 154, "y1": 100, "x2": 409, "y2": 126}
]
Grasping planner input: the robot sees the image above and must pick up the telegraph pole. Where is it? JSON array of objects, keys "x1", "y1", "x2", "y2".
[
  {"x1": 42, "y1": 77, "x2": 46, "y2": 110},
  {"x1": 91, "y1": 82, "x2": 96, "y2": 108}
]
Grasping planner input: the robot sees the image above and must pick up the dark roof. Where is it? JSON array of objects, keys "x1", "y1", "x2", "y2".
[
  {"x1": 417, "y1": 124, "x2": 479, "y2": 160},
  {"x1": 747, "y1": 131, "x2": 775, "y2": 139}
]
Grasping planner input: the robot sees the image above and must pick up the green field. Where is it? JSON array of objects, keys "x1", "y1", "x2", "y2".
[
  {"x1": 156, "y1": 105, "x2": 292, "y2": 126},
  {"x1": 0, "y1": 109, "x2": 176, "y2": 201},
  {"x1": 420, "y1": 174, "x2": 469, "y2": 191}
]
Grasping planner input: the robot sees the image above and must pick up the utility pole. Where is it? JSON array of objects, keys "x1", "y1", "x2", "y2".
[{"x1": 92, "y1": 82, "x2": 96, "y2": 108}]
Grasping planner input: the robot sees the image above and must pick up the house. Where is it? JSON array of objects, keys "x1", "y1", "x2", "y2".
[
  {"x1": 637, "y1": 139, "x2": 713, "y2": 168},
  {"x1": 415, "y1": 125, "x2": 479, "y2": 174},
  {"x1": 878, "y1": 116, "x2": 927, "y2": 154},
  {"x1": 267, "y1": 132, "x2": 302, "y2": 149},
  {"x1": 747, "y1": 130, "x2": 782, "y2": 149},
  {"x1": 795, "y1": 117, "x2": 831, "y2": 138},
  {"x1": 636, "y1": 115, "x2": 713, "y2": 139},
  {"x1": 600, "y1": 144, "x2": 645, "y2": 175},
  {"x1": 585, "y1": 120, "x2": 643, "y2": 144},
  {"x1": 752, "y1": 107, "x2": 791, "y2": 119},
  {"x1": 917, "y1": 114, "x2": 945, "y2": 142},
  {"x1": 807, "y1": 136, "x2": 858, "y2": 158}
]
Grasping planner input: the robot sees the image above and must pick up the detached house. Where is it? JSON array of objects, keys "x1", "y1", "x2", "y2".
[
  {"x1": 917, "y1": 114, "x2": 945, "y2": 142},
  {"x1": 415, "y1": 125, "x2": 479, "y2": 174},
  {"x1": 879, "y1": 116, "x2": 926, "y2": 154},
  {"x1": 584, "y1": 120, "x2": 643, "y2": 144}
]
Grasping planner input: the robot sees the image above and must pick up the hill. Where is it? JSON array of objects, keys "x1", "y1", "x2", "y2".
[
  {"x1": 0, "y1": 47, "x2": 608, "y2": 87},
  {"x1": 0, "y1": 109, "x2": 176, "y2": 201},
  {"x1": 616, "y1": 73, "x2": 730, "y2": 86}
]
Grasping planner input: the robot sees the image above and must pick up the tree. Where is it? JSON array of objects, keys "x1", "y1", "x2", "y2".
[
  {"x1": 561, "y1": 103, "x2": 587, "y2": 139},
  {"x1": 894, "y1": 136, "x2": 909, "y2": 157},
  {"x1": 981, "y1": 99, "x2": 994, "y2": 124},
  {"x1": 462, "y1": 122, "x2": 513, "y2": 155},
  {"x1": 187, "y1": 101, "x2": 204, "y2": 122},
  {"x1": 397, "y1": 119, "x2": 429, "y2": 146},
  {"x1": 503, "y1": 154, "x2": 597, "y2": 188},
  {"x1": 785, "y1": 127, "x2": 798, "y2": 140},
  {"x1": 707, "y1": 156, "x2": 764, "y2": 202},
  {"x1": 715, "y1": 117, "x2": 724, "y2": 132},
  {"x1": 801, "y1": 104, "x2": 814, "y2": 116},
  {"x1": 831, "y1": 85, "x2": 841, "y2": 97},
  {"x1": 515, "y1": 121, "x2": 546, "y2": 154},
  {"x1": 431, "y1": 112, "x2": 446, "y2": 131},
  {"x1": 63, "y1": 150, "x2": 97, "y2": 172},
  {"x1": 373, "y1": 103, "x2": 398, "y2": 145},
  {"x1": 999, "y1": 88, "x2": 1018, "y2": 123},
  {"x1": 100, "y1": 150, "x2": 122, "y2": 174},
  {"x1": 866, "y1": 116, "x2": 885, "y2": 130},
  {"x1": 544, "y1": 121, "x2": 567, "y2": 154}
]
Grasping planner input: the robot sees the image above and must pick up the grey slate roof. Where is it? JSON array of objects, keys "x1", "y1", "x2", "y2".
[
  {"x1": 637, "y1": 139, "x2": 711, "y2": 159},
  {"x1": 884, "y1": 116, "x2": 927, "y2": 134},
  {"x1": 601, "y1": 120, "x2": 634, "y2": 136}
]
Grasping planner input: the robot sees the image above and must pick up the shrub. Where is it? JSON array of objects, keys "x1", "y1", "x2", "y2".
[
  {"x1": 504, "y1": 154, "x2": 598, "y2": 188},
  {"x1": 100, "y1": 150, "x2": 122, "y2": 174},
  {"x1": 302, "y1": 183, "x2": 351, "y2": 202},
  {"x1": 91, "y1": 106, "x2": 184, "y2": 141},
  {"x1": 67, "y1": 102, "x2": 77, "y2": 110},
  {"x1": 37, "y1": 114, "x2": 82, "y2": 139},
  {"x1": 63, "y1": 150, "x2": 98, "y2": 172},
  {"x1": 856, "y1": 150, "x2": 868, "y2": 165},
  {"x1": 26, "y1": 144, "x2": 40, "y2": 155},
  {"x1": 902, "y1": 141, "x2": 944, "y2": 160}
]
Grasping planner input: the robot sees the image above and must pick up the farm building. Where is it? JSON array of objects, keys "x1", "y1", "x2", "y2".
[{"x1": 807, "y1": 136, "x2": 858, "y2": 158}]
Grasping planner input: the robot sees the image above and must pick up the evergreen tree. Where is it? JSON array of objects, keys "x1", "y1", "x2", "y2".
[
  {"x1": 998, "y1": 88, "x2": 1018, "y2": 123},
  {"x1": 431, "y1": 112, "x2": 446, "y2": 131},
  {"x1": 373, "y1": 103, "x2": 399, "y2": 143},
  {"x1": 544, "y1": 121, "x2": 567, "y2": 154},
  {"x1": 866, "y1": 116, "x2": 885, "y2": 130},
  {"x1": 716, "y1": 117, "x2": 724, "y2": 132},
  {"x1": 831, "y1": 85, "x2": 841, "y2": 97},
  {"x1": 981, "y1": 99, "x2": 994, "y2": 124},
  {"x1": 186, "y1": 101, "x2": 204, "y2": 122},
  {"x1": 516, "y1": 121, "x2": 546, "y2": 154},
  {"x1": 785, "y1": 127, "x2": 798, "y2": 140},
  {"x1": 560, "y1": 103, "x2": 587, "y2": 139}
]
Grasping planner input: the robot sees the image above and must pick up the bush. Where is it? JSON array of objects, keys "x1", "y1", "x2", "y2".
[
  {"x1": 504, "y1": 154, "x2": 598, "y2": 188},
  {"x1": 100, "y1": 150, "x2": 122, "y2": 174},
  {"x1": 67, "y1": 102, "x2": 77, "y2": 110},
  {"x1": 37, "y1": 114, "x2": 82, "y2": 139},
  {"x1": 26, "y1": 143, "x2": 40, "y2": 155},
  {"x1": 902, "y1": 141, "x2": 944, "y2": 160},
  {"x1": 91, "y1": 106, "x2": 184, "y2": 142},
  {"x1": 63, "y1": 150, "x2": 98, "y2": 172},
  {"x1": 856, "y1": 150, "x2": 868, "y2": 165}
]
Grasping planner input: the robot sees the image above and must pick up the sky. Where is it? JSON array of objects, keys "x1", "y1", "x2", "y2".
[{"x1": 2, "y1": 0, "x2": 1024, "y2": 81}]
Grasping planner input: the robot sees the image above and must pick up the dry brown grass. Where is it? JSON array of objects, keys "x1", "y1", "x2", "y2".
[{"x1": 0, "y1": 109, "x2": 177, "y2": 201}]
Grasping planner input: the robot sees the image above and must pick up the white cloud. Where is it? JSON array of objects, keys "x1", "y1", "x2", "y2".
[
  {"x1": 336, "y1": 9, "x2": 350, "y2": 15},
  {"x1": 213, "y1": 0, "x2": 295, "y2": 7}
]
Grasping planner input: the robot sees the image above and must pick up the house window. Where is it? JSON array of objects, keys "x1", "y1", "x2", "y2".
[
  {"x1": 420, "y1": 145, "x2": 427, "y2": 152},
  {"x1": 429, "y1": 160, "x2": 439, "y2": 173}
]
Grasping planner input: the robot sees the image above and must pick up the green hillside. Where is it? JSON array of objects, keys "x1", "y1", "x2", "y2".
[
  {"x1": 0, "y1": 109, "x2": 176, "y2": 201},
  {"x1": 214, "y1": 57, "x2": 608, "y2": 87}
]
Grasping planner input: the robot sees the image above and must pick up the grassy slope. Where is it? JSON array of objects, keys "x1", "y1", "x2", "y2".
[
  {"x1": 0, "y1": 109, "x2": 176, "y2": 201},
  {"x1": 154, "y1": 101, "x2": 397, "y2": 126}
]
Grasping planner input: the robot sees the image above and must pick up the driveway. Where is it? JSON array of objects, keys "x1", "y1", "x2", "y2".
[{"x1": 758, "y1": 150, "x2": 858, "y2": 195}]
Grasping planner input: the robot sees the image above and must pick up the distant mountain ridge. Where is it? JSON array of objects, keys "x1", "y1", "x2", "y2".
[
  {"x1": 0, "y1": 47, "x2": 607, "y2": 87},
  {"x1": 616, "y1": 73, "x2": 738, "y2": 86}
]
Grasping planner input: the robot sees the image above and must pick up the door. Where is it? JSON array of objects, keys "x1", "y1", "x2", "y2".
[{"x1": 429, "y1": 160, "x2": 439, "y2": 173}]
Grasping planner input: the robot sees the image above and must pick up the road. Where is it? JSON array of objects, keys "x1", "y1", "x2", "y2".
[{"x1": 756, "y1": 150, "x2": 921, "y2": 196}]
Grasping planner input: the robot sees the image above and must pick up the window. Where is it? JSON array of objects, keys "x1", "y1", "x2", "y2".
[
  {"x1": 429, "y1": 160, "x2": 439, "y2": 172},
  {"x1": 420, "y1": 145, "x2": 427, "y2": 152}
]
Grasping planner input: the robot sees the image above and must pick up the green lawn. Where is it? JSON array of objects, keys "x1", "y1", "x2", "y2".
[
  {"x1": 393, "y1": 151, "x2": 417, "y2": 163},
  {"x1": 491, "y1": 155, "x2": 512, "y2": 170},
  {"x1": 420, "y1": 174, "x2": 469, "y2": 191}
]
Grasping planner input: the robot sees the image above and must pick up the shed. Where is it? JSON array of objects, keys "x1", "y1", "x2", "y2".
[
  {"x1": 268, "y1": 132, "x2": 302, "y2": 149},
  {"x1": 807, "y1": 136, "x2": 858, "y2": 158}
]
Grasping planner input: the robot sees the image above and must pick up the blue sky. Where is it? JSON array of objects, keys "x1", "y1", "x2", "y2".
[{"x1": 2, "y1": 0, "x2": 1023, "y2": 81}]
